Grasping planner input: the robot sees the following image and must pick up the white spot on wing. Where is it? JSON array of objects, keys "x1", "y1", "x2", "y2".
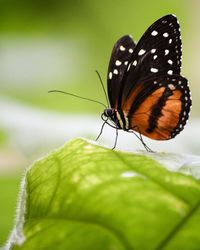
[
  {"x1": 120, "y1": 45, "x2": 125, "y2": 51},
  {"x1": 167, "y1": 70, "x2": 173, "y2": 75},
  {"x1": 133, "y1": 60, "x2": 137, "y2": 66},
  {"x1": 124, "y1": 61, "x2": 128, "y2": 65},
  {"x1": 151, "y1": 30, "x2": 158, "y2": 36},
  {"x1": 113, "y1": 69, "x2": 118, "y2": 75},
  {"x1": 151, "y1": 49, "x2": 156, "y2": 54},
  {"x1": 165, "y1": 49, "x2": 169, "y2": 55},
  {"x1": 169, "y1": 39, "x2": 172, "y2": 44},
  {"x1": 163, "y1": 32, "x2": 169, "y2": 37},
  {"x1": 109, "y1": 72, "x2": 112, "y2": 79},
  {"x1": 115, "y1": 60, "x2": 122, "y2": 66},
  {"x1": 168, "y1": 84, "x2": 175, "y2": 90},
  {"x1": 138, "y1": 49, "x2": 146, "y2": 56},
  {"x1": 153, "y1": 55, "x2": 157, "y2": 60},
  {"x1": 129, "y1": 48, "x2": 133, "y2": 53},
  {"x1": 150, "y1": 68, "x2": 158, "y2": 73},
  {"x1": 168, "y1": 59, "x2": 173, "y2": 65}
]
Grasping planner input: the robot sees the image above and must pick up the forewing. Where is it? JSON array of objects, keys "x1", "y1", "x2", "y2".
[
  {"x1": 125, "y1": 75, "x2": 191, "y2": 140},
  {"x1": 121, "y1": 14, "x2": 182, "y2": 105},
  {"x1": 107, "y1": 35, "x2": 136, "y2": 108}
]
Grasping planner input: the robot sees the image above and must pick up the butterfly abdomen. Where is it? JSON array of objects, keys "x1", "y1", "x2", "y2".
[{"x1": 115, "y1": 110, "x2": 130, "y2": 130}]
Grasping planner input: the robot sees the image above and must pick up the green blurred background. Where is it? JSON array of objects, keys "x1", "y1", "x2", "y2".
[{"x1": 0, "y1": 0, "x2": 199, "y2": 246}]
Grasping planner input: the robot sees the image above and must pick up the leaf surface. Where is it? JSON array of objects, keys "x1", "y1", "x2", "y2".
[{"x1": 7, "y1": 138, "x2": 200, "y2": 250}]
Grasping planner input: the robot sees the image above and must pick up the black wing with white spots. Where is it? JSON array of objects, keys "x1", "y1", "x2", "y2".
[
  {"x1": 106, "y1": 14, "x2": 191, "y2": 141},
  {"x1": 116, "y1": 15, "x2": 183, "y2": 107},
  {"x1": 107, "y1": 35, "x2": 136, "y2": 108}
]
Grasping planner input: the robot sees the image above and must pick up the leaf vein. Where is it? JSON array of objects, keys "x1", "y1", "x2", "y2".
[{"x1": 156, "y1": 198, "x2": 200, "y2": 249}]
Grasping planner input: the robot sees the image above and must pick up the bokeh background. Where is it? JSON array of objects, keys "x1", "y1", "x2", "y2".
[{"x1": 1, "y1": 0, "x2": 200, "y2": 246}]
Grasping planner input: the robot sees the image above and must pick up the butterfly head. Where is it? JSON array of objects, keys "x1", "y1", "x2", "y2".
[
  {"x1": 102, "y1": 108, "x2": 116, "y2": 123},
  {"x1": 103, "y1": 108, "x2": 114, "y2": 118},
  {"x1": 102, "y1": 108, "x2": 122, "y2": 129}
]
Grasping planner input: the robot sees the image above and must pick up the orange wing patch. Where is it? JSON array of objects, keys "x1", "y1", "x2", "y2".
[
  {"x1": 122, "y1": 84, "x2": 144, "y2": 111},
  {"x1": 129, "y1": 87, "x2": 182, "y2": 140}
]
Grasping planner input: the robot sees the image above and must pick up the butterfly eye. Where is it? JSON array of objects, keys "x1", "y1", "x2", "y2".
[{"x1": 104, "y1": 108, "x2": 114, "y2": 117}]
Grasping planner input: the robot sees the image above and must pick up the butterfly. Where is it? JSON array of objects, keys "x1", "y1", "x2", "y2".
[{"x1": 99, "y1": 14, "x2": 192, "y2": 151}]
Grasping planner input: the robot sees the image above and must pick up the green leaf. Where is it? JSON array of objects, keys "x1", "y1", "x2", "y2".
[{"x1": 6, "y1": 138, "x2": 200, "y2": 250}]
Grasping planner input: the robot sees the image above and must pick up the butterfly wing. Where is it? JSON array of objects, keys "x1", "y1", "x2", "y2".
[
  {"x1": 125, "y1": 75, "x2": 191, "y2": 140},
  {"x1": 116, "y1": 14, "x2": 191, "y2": 139},
  {"x1": 120, "y1": 14, "x2": 182, "y2": 107},
  {"x1": 107, "y1": 35, "x2": 136, "y2": 108},
  {"x1": 106, "y1": 14, "x2": 191, "y2": 140}
]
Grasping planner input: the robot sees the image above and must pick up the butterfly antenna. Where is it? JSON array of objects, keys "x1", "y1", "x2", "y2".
[
  {"x1": 95, "y1": 70, "x2": 109, "y2": 107},
  {"x1": 48, "y1": 90, "x2": 107, "y2": 108}
]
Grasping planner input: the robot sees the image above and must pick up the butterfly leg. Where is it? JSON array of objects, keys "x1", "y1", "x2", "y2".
[
  {"x1": 129, "y1": 126, "x2": 155, "y2": 153},
  {"x1": 112, "y1": 127, "x2": 119, "y2": 150},
  {"x1": 137, "y1": 127, "x2": 154, "y2": 153},
  {"x1": 96, "y1": 120, "x2": 107, "y2": 141}
]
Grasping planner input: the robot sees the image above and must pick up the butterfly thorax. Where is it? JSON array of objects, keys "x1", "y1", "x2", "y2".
[{"x1": 103, "y1": 108, "x2": 129, "y2": 130}]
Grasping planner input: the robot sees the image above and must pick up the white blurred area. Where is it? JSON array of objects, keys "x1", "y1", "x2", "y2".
[
  {"x1": 0, "y1": 97, "x2": 200, "y2": 174},
  {"x1": 0, "y1": 37, "x2": 86, "y2": 89}
]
